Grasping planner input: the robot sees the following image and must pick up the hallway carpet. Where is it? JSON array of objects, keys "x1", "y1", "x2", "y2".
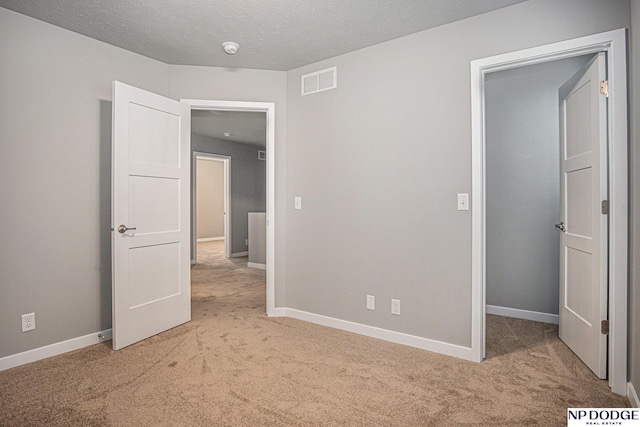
[{"x1": 0, "y1": 241, "x2": 629, "y2": 426}]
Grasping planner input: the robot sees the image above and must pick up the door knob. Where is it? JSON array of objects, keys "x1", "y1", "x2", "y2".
[
  {"x1": 117, "y1": 224, "x2": 137, "y2": 234},
  {"x1": 555, "y1": 222, "x2": 565, "y2": 232}
]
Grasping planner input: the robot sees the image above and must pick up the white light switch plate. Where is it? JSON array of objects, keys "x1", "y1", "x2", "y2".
[
  {"x1": 294, "y1": 196, "x2": 302, "y2": 210},
  {"x1": 366, "y1": 295, "x2": 375, "y2": 310},
  {"x1": 457, "y1": 193, "x2": 469, "y2": 211}
]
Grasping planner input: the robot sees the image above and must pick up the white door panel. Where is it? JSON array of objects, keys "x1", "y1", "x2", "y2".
[
  {"x1": 129, "y1": 176, "x2": 181, "y2": 235},
  {"x1": 566, "y1": 167, "x2": 592, "y2": 238},
  {"x1": 129, "y1": 103, "x2": 181, "y2": 167},
  {"x1": 112, "y1": 81, "x2": 191, "y2": 350},
  {"x1": 558, "y1": 53, "x2": 607, "y2": 378}
]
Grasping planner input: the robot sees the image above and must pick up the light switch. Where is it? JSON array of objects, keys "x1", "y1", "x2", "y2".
[
  {"x1": 366, "y1": 295, "x2": 375, "y2": 310},
  {"x1": 457, "y1": 193, "x2": 469, "y2": 211},
  {"x1": 294, "y1": 196, "x2": 302, "y2": 210}
]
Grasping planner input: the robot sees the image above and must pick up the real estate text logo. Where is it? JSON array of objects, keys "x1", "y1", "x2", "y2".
[{"x1": 567, "y1": 409, "x2": 640, "y2": 426}]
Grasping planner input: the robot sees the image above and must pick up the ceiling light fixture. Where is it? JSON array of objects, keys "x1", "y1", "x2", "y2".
[
  {"x1": 224, "y1": 132, "x2": 232, "y2": 137},
  {"x1": 222, "y1": 41, "x2": 239, "y2": 55}
]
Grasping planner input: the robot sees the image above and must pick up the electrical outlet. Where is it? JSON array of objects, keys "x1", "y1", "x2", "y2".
[
  {"x1": 391, "y1": 299, "x2": 400, "y2": 316},
  {"x1": 366, "y1": 295, "x2": 375, "y2": 310},
  {"x1": 245, "y1": 239, "x2": 248, "y2": 246},
  {"x1": 21, "y1": 312, "x2": 36, "y2": 332}
]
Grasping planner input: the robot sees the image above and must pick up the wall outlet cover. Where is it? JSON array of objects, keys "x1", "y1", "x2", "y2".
[
  {"x1": 391, "y1": 299, "x2": 400, "y2": 315},
  {"x1": 21, "y1": 312, "x2": 36, "y2": 332}
]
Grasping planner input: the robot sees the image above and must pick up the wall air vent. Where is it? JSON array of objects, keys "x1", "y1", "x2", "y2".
[{"x1": 301, "y1": 66, "x2": 337, "y2": 96}]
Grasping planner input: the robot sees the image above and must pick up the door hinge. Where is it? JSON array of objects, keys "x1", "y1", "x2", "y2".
[
  {"x1": 600, "y1": 80, "x2": 609, "y2": 96},
  {"x1": 601, "y1": 320, "x2": 609, "y2": 335},
  {"x1": 601, "y1": 200, "x2": 609, "y2": 215}
]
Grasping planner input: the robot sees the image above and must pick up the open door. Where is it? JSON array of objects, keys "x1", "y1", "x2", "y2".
[
  {"x1": 557, "y1": 53, "x2": 608, "y2": 378},
  {"x1": 112, "y1": 81, "x2": 191, "y2": 350}
]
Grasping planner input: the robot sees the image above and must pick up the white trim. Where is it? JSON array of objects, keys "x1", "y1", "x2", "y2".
[
  {"x1": 197, "y1": 237, "x2": 224, "y2": 242},
  {"x1": 486, "y1": 305, "x2": 559, "y2": 325},
  {"x1": 628, "y1": 382, "x2": 640, "y2": 408},
  {"x1": 270, "y1": 307, "x2": 288, "y2": 317},
  {"x1": 247, "y1": 262, "x2": 266, "y2": 270},
  {"x1": 471, "y1": 29, "x2": 628, "y2": 394},
  {"x1": 282, "y1": 308, "x2": 476, "y2": 361},
  {"x1": 0, "y1": 329, "x2": 112, "y2": 372},
  {"x1": 182, "y1": 100, "x2": 276, "y2": 317},
  {"x1": 192, "y1": 152, "x2": 231, "y2": 261},
  {"x1": 230, "y1": 251, "x2": 248, "y2": 258}
]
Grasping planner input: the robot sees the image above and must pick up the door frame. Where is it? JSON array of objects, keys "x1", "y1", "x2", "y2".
[
  {"x1": 192, "y1": 153, "x2": 231, "y2": 262},
  {"x1": 470, "y1": 29, "x2": 628, "y2": 394},
  {"x1": 182, "y1": 99, "x2": 276, "y2": 316}
]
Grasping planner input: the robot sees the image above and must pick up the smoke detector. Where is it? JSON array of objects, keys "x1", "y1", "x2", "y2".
[{"x1": 222, "y1": 42, "x2": 239, "y2": 55}]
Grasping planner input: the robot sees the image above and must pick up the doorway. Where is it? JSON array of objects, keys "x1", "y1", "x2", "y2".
[
  {"x1": 182, "y1": 99, "x2": 277, "y2": 316},
  {"x1": 193, "y1": 153, "x2": 230, "y2": 262},
  {"x1": 111, "y1": 86, "x2": 278, "y2": 350},
  {"x1": 470, "y1": 29, "x2": 628, "y2": 394},
  {"x1": 484, "y1": 56, "x2": 594, "y2": 325}
]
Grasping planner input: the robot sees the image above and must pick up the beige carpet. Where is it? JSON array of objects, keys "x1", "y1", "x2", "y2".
[{"x1": 0, "y1": 241, "x2": 629, "y2": 426}]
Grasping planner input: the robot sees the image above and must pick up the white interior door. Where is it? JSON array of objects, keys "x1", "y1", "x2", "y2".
[
  {"x1": 112, "y1": 81, "x2": 191, "y2": 350},
  {"x1": 558, "y1": 53, "x2": 608, "y2": 378}
]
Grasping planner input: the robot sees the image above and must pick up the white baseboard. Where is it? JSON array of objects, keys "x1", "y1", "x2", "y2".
[
  {"x1": 0, "y1": 328, "x2": 112, "y2": 372},
  {"x1": 247, "y1": 262, "x2": 266, "y2": 270},
  {"x1": 268, "y1": 307, "x2": 288, "y2": 317},
  {"x1": 486, "y1": 305, "x2": 559, "y2": 325},
  {"x1": 629, "y1": 382, "x2": 640, "y2": 408},
  {"x1": 279, "y1": 308, "x2": 475, "y2": 362},
  {"x1": 230, "y1": 251, "x2": 248, "y2": 258},
  {"x1": 197, "y1": 237, "x2": 224, "y2": 242}
]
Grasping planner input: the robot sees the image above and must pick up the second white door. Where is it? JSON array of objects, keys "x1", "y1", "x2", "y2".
[{"x1": 558, "y1": 53, "x2": 608, "y2": 378}]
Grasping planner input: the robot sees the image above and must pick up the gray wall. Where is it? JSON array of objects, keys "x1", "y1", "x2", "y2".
[
  {"x1": 485, "y1": 56, "x2": 592, "y2": 315},
  {"x1": 196, "y1": 158, "x2": 225, "y2": 240},
  {"x1": 0, "y1": 8, "x2": 169, "y2": 358},
  {"x1": 630, "y1": 0, "x2": 640, "y2": 405},
  {"x1": 285, "y1": 0, "x2": 630, "y2": 347},
  {"x1": 193, "y1": 133, "x2": 266, "y2": 255}
]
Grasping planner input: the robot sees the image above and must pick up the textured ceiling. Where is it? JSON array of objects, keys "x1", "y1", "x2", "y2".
[
  {"x1": 191, "y1": 110, "x2": 266, "y2": 147},
  {"x1": 0, "y1": 0, "x2": 528, "y2": 71}
]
